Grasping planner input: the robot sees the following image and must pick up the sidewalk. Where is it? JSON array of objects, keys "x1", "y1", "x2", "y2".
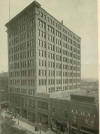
[
  {"x1": 13, "y1": 118, "x2": 56, "y2": 134},
  {"x1": 1, "y1": 110, "x2": 68, "y2": 134}
]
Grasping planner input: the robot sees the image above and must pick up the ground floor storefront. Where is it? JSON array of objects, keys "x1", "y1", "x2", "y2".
[
  {"x1": 8, "y1": 94, "x2": 99, "y2": 134},
  {"x1": 70, "y1": 123, "x2": 98, "y2": 134},
  {"x1": 51, "y1": 119, "x2": 68, "y2": 134}
]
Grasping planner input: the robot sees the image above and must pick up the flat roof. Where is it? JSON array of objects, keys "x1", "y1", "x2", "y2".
[{"x1": 5, "y1": 1, "x2": 81, "y2": 39}]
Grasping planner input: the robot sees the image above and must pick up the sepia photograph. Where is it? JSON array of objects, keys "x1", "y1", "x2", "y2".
[{"x1": 0, "y1": 0, "x2": 99, "y2": 134}]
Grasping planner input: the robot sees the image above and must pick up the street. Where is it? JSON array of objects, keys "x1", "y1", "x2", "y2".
[
  {"x1": 0, "y1": 109, "x2": 56, "y2": 134},
  {"x1": 0, "y1": 109, "x2": 27, "y2": 134}
]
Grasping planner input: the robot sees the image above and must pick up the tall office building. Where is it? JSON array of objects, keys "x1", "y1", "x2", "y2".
[{"x1": 6, "y1": 1, "x2": 81, "y2": 96}]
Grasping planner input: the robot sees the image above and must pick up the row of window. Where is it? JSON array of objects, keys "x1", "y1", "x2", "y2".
[
  {"x1": 10, "y1": 79, "x2": 35, "y2": 86},
  {"x1": 71, "y1": 110, "x2": 95, "y2": 125},
  {"x1": 9, "y1": 88, "x2": 34, "y2": 95},
  {"x1": 9, "y1": 70, "x2": 34, "y2": 77},
  {"x1": 38, "y1": 69, "x2": 80, "y2": 77},
  {"x1": 63, "y1": 72, "x2": 80, "y2": 77},
  {"x1": 71, "y1": 109, "x2": 95, "y2": 118},
  {"x1": 38, "y1": 79, "x2": 80, "y2": 86},
  {"x1": 39, "y1": 58, "x2": 80, "y2": 69},
  {"x1": 39, "y1": 70, "x2": 55, "y2": 77},
  {"x1": 9, "y1": 59, "x2": 34, "y2": 69},
  {"x1": 9, "y1": 74, "x2": 80, "y2": 85},
  {"x1": 63, "y1": 49, "x2": 80, "y2": 57},
  {"x1": 48, "y1": 85, "x2": 80, "y2": 93},
  {"x1": 38, "y1": 59, "x2": 80, "y2": 69},
  {"x1": 39, "y1": 70, "x2": 80, "y2": 77}
]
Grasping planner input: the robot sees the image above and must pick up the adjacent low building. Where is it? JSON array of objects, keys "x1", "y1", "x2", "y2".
[
  {"x1": 9, "y1": 92, "x2": 99, "y2": 134},
  {"x1": 81, "y1": 79, "x2": 98, "y2": 103}
]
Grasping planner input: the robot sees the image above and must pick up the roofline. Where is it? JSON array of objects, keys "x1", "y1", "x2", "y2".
[
  {"x1": 5, "y1": 1, "x2": 81, "y2": 39},
  {"x1": 41, "y1": 7, "x2": 81, "y2": 39},
  {"x1": 5, "y1": 1, "x2": 41, "y2": 27}
]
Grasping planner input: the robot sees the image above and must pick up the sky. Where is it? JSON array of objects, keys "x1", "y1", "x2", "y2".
[{"x1": 0, "y1": 0, "x2": 98, "y2": 80}]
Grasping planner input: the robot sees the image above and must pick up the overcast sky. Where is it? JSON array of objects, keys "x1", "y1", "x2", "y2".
[{"x1": 0, "y1": 0, "x2": 98, "y2": 80}]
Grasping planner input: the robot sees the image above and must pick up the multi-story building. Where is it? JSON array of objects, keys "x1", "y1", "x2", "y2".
[
  {"x1": 5, "y1": 1, "x2": 81, "y2": 124},
  {"x1": 49, "y1": 95, "x2": 99, "y2": 134},
  {"x1": 6, "y1": 1, "x2": 81, "y2": 95},
  {"x1": 5, "y1": 2, "x2": 99, "y2": 133}
]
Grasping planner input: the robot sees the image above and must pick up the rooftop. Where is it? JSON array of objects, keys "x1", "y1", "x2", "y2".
[{"x1": 5, "y1": 1, "x2": 81, "y2": 39}]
